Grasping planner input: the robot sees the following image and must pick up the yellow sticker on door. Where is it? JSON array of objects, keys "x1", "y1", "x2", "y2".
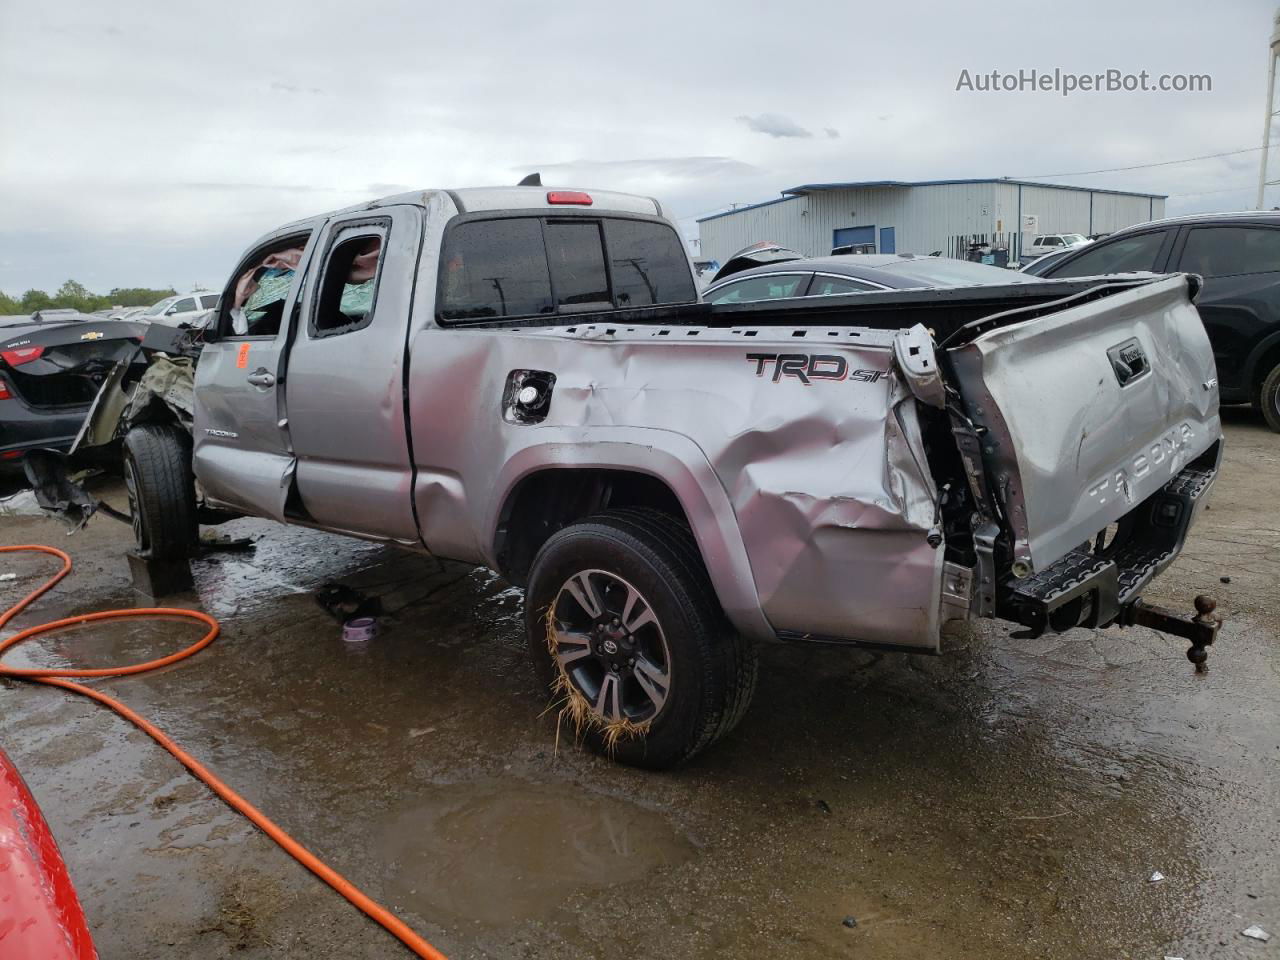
[{"x1": 236, "y1": 343, "x2": 250, "y2": 369}]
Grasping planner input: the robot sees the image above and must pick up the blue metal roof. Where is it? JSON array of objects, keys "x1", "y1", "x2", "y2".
[{"x1": 696, "y1": 178, "x2": 1167, "y2": 223}]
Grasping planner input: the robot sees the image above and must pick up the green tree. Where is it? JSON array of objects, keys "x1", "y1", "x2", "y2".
[
  {"x1": 0, "y1": 282, "x2": 183, "y2": 315},
  {"x1": 107, "y1": 286, "x2": 179, "y2": 307},
  {"x1": 19, "y1": 289, "x2": 54, "y2": 312},
  {"x1": 54, "y1": 278, "x2": 110, "y2": 313}
]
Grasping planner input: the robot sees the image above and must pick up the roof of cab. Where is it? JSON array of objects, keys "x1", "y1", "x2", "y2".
[
  {"x1": 361, "y1": 186, "x2": 661, "y2": 216},
  {"x1": 248, "y1": 185, "x2": 665, "y2": 253}
]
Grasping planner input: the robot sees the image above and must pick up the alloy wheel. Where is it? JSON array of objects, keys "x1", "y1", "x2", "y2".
[{"x1": 550, "y1": 569, "x2": 673, "y2": 725}]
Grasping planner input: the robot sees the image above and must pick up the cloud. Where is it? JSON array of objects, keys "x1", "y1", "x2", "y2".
[
  {"x1": 735, "y1": 113, "x2": 814, "y2": 139},
  {"x1": 824, "y1": 127, "x2": 840, "y2": 139},
  {"x1": 0, "y1": 0, "x2": 1265, "y2": 290},
  {"x1": 268, "y1": 80, "x2": 324, "y2": 95},
  {"x1": 530, "y1": 156, "x2": 757, "y2": 181}
]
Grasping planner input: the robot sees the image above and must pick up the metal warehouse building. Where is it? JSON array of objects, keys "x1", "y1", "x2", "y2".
[{"x1": 696, "y1": 179, "x2": 1166, "y2": 265}]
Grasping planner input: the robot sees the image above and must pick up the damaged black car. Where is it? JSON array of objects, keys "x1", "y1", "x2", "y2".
[{"x1": 0, "y1": 310, "x2": 147, "y2": 467}]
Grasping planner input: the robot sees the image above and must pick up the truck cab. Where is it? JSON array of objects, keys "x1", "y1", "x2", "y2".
[{"x1": 192, "y1": 188, "x2": 699, "y2": 540}]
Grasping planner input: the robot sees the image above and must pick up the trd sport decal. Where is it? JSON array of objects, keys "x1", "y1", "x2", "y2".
[{"x1": 746, "y1": 353, "x2": 888, "y2": 385}]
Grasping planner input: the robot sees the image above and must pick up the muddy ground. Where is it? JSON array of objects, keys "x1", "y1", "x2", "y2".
[{"x1": 1, "y1": 411, "x2": 1276, "y2": 960}]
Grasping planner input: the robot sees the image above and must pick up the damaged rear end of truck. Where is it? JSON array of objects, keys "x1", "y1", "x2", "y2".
[
  {"x1": 890, "y1": 273, "x2": 1222, "y2": 658},
  {"x1": 481, "y1": 272, "x2": 1221, "y2": 668}
]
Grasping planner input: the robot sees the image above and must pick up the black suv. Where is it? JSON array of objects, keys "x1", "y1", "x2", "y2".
[{"x1": 1038, "y1": 211, "x2": 1280, "y2": 432}]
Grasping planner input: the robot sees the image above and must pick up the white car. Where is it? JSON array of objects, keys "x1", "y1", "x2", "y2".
[
  {"x1": 1024, "y1": 233, "x2": 1092, "y2": 260},
  {"x1": 141, "y1": 293, "x2": 219, "y2": 327}
]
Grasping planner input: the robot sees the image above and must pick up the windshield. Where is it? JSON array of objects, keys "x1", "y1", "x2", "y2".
[
  {"x1": 144, "y1": 297, "x2": 176, "y2": 316},
  {"x1": 1062, "y1": 234, "x2": 1087, "y2": 245},
  {"x1": 874, "y1": 258, "x2": 1033, "y2": 286}
]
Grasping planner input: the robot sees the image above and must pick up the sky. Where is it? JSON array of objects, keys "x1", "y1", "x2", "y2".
[{"x1": 0, "y1": 0, "x2": 1275, "y2": 295}]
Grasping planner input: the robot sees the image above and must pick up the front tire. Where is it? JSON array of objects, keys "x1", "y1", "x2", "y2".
[
  {"x1": 524, "y1": 508, "x2": 757, "y2": 769},
  {"x1": 122, "y1": 424, "x2": 197, "y2": 560},
  {"x1": 1260, "y1": 362, "x2": 1280, "y2": 434}
]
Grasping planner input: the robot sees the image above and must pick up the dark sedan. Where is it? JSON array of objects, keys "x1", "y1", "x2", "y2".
[
  {"x1": 1035, "y1": 211, "x2": 1280, "y2": 432},
  {"x1": 1, "y1": 311, "x2": 146, "y2": 465},
  {"x1": 703, "y1": 253, "x2": 1035, "y2": 305}
]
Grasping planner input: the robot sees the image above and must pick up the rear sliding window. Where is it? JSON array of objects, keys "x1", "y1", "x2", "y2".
[{"x1": 439, "y1": 216, "x2": 695, "y2": 322}]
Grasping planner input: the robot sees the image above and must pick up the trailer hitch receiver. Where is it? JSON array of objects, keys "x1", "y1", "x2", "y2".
[{"x1": 1119, "y1": 594, "x2": 1221, "y2": 673}]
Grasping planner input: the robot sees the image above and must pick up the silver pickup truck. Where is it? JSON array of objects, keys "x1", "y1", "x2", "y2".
[{"x1": 50, "y1": 186, "x2": 1223, "y2": 768}]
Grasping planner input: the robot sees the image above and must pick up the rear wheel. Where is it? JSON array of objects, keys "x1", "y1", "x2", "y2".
[
  {"x1": 122, "y1": 424, "x2": 197, "y2": 560},
  {"x1": 1261, "y1": 362, "x2": 1280, "y2": 434},
  {"x1": 524, "y1": 508, "x2": 758, "y2": 769}
]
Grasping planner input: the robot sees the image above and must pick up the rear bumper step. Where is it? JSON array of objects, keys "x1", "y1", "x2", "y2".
[{"x1": 1000, "y1": 443, "x2": 1221, "y2": 641}]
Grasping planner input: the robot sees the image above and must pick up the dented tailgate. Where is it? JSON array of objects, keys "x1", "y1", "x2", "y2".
[{"x1": 947, "y1": 274, "x2": 1220, "y2": 575}]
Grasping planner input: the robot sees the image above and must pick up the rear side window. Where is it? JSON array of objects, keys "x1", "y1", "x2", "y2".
[
  {"x1": 1049, "y1": 232, "x2": 1167, "y2": 278},
  {"x1": 809, "y1": 276, "x2": 880, "y2": 296},
  {"x1": 1179, "y1": 226, "x2": 1280, "y2": 278},
  {"x1": 199, "y1": 294, "x2": 219, "y2": 309},
  {"x1": 440, "y1": 219, "x2": 554, "y2": 320},
  {"x1": 438, "y1": 215, "x2": 695, "y2": 323},
  {"x1": 313, "y1": 226, "x2": 386, "y2": 337},
  {"x1": 705, "y1": 273, "x2": 809, "y2": 304},
  {"x1": 605, "y1": 219, "x2": 697, "y2": 306}
]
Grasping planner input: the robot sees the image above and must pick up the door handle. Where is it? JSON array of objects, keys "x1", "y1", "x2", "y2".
[{"x1": 246, "y1": 369, "x2": 276, "y2": 387}]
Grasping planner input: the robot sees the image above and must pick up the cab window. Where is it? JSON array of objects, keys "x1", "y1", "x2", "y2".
[
  {"x1": 439, "y1": 218, "x2": 554, "y2": 320},
  {"x1": 544, "y1": 221, "x2": 610, "y2": 311},
  {"x1": 312, "y1": 225, "x2": 386, "y2": 337},
  {"x1": 437, "y1": 215, "x2": 696, "y2": 323},
  {"x1": 605, "y1": 219, "x2": 698, "y2": 306},
  {"x1": 225, "y1": 237, "x2": 309, "y2": 337}
]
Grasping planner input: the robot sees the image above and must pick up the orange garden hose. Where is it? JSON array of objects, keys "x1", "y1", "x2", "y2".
[{"x1": 0, "y1": 544, "x2": 448, "y2": 960}]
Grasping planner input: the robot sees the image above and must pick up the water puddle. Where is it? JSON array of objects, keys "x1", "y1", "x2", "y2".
[{"x1": 380, "y1": 778, "x2": 694, "y2": 925}]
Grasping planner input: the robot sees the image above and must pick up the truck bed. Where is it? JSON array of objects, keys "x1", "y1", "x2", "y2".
[{"x1": 441, "y1": 275, "x2": 1179, "y2": 346}]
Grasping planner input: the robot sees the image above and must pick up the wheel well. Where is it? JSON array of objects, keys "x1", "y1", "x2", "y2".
[
  {"x1": 1252, "y1": 340, "x2": 1280, "y2": 398},
  {"x1": 494, "y1": 468, "x2": 690, "y2": 586}
]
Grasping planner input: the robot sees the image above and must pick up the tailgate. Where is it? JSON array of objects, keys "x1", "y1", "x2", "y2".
[{"x1": 946, "y1": 274, "x2": 1220, "y2": 575}]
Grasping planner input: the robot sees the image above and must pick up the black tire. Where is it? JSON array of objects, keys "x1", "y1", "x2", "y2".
[
  {"x1": 122, "y1": 424, "x2": 197, "y2": 560},
  {"x1": 1261, "y1": 362, "x2": 1280, "y2": 434},
  {"x1": 524, "y1": 507, "x2": 758, "y2": 769}
]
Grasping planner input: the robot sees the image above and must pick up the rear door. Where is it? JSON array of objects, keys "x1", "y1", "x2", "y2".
[
  {"x1": 279, "y1": 206, "x2": 422, "y2": 542},
  {"x1": 1166, "y1": 221, "x2": 1280, "y2": 400},
  {"x1": 193, "y1": 230, "x2": 318, "y2": 519},
  {"x1": 946, "y1": 274, "x2": 1220, "y2": 575}
]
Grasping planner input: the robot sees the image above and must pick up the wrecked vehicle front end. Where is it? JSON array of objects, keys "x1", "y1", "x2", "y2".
[{"x1": 20, "y1": 323, "x2": 202, "y2": 529}]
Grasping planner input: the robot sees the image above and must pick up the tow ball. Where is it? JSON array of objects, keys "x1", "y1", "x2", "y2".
[{"x1": 1118, "y1": 595, "x2": 1222, "y2": 673}]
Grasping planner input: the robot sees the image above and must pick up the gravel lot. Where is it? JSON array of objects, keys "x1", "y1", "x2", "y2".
[{"x1": 1, "y1": 411, "x2": 1276, "y2": 960}]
